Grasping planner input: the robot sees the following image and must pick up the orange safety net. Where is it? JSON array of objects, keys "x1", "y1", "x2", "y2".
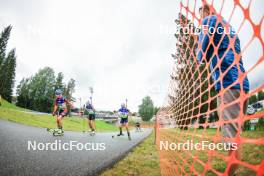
[{"x1": 156, "y1": 0, "x2": 264, "y2": 175}]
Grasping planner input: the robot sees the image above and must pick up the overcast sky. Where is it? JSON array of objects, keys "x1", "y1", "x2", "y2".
[{"x1": 0, "y1": 0, "x2": 263, "y2": 111}]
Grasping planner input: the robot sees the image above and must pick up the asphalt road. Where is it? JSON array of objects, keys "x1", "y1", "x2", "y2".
[{"x1": 0, "y1": 120, "x2": 152, "y2": 176}]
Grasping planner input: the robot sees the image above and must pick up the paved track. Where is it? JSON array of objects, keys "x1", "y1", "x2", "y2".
[{"x1": 0, "y1": 120, "x2": 152, "y2": 176}]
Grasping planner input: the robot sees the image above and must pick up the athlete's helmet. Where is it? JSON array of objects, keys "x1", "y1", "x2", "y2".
[
  {"x1": 121, "y1": 103, "x2": 125, "y2": 108},
  {"x1": 55, "y1": 89, "x2": 62, "y2": 96},
  {"x1": 86, "y1": 100, "x2": 91, "y2": 105}
]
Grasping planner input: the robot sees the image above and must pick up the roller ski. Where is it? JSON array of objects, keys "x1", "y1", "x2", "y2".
[
  {"x1": 47, "y1": 128, "x2": 64, "y2": 136},
  {"x1": 89, "y1": 130, "x2": 96, "y2": 136},
  {"x1": 135, "y1": 128, "x2": 142, "y2": 132},
  {"x1": 116, "y1": 131, "x2": 131, "y2": 140},
  {"x1": 117, "y1": 133, "x2": 124, "y2": 137}
]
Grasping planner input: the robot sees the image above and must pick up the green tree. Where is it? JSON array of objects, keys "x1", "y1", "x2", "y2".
[
  {"x1": 16, "y1": 67, "x2": 55, "y2": 112},
  {"x1": 249, "y1": 94, "x2": 258, "y2": 105},
  {"x1": 258, "y1": 91, "x2": 264, "y2": 101},
  {"x1": 55, "y1": 72, "x2": 65, "y2": 92},
  {"x1": 65, "y1": 78, "x2": 76, "y2": 115},
  {"x1": 154, "y1": 107, "x2": 160, "y2": 115},
  {"x1": 1, "y1": 49, "x2": 16, "y2": 102},
  {"x1": 0, "y1": 26, "x2": 16, "y2": 102},
  {"x1": 256, "y1": 118, "x2": 264, "y2": 130},
  {"x1": 138, "y1": 96, "x2": 154, "y2": 121},
  {"x1": 16, "y1": 67, "x2": 75, "y2": 113},
  {"x1": 0, "y1": 26, "x2": 12, "y2": 66},
  {"x1": 16, "y1": 78, "x2": 31, "y2": 108},
  {"x1": 31, "y1": 67, "x2": 55, "y2": 112},
  {"x1": 243, "y1": 120, "x2": 250, "y2": 131}
]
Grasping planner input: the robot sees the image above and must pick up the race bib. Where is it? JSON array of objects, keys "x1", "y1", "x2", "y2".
[
  {"x1": 120, "y1": 112, "x2": 128, "y2": 118},
  {"x1": 88, "y1": 109, "x2": 95, "y2": 114}
]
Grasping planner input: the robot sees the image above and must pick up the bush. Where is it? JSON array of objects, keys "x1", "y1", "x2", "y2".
[{"x1": 256, "y1": 117, "x2": 264, "y2": 131}]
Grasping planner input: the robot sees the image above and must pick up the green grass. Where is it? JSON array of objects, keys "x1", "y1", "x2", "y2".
[
  {"x1": 0, "y1": 99, "x2": 29, "y2": 111},
  {"x1": 101, "y1": 127, "x2": 263, "y2": 176},
  {"x1": 159, "y1": 128, "x2": 264, "y2": 176},
  {"x1": 101, "y1": 132, "x2": 160, "y2": 176},
  {"x1": 0, "y1": 100, "x2": 117, "y2": 132}
]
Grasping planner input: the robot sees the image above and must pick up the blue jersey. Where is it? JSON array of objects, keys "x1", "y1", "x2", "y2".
[
  {"x1": 118, "y1": 107, "x2": 129, "y2": 118},
  {"x1": 197, "y1": 15, "x2": 249, "y2": 92}
]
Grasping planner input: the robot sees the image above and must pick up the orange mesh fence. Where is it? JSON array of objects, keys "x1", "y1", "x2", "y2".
[{"x1": 156, "y1": 0, "x2": 264, "y2": 175}]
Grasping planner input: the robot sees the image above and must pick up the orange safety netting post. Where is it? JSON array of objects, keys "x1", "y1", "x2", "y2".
[{"x1": 156, "y1": 0, "x2": 263, "y2": 175}]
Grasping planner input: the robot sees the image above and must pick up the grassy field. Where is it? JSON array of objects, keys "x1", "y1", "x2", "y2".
[
  {"x1": 0, "y1": 99, "x2": 29, "y2": 111},
  {"x1": 101, "y1": 132, "x2": 160, "y2": 176},
  {"x1": 0, "y1": 100, "x2": 117, "y2": 132},
  {"x1": 158, "y1": 128, "x2": 264, "y2": 176},
  {"x1": 101, "y1": 128, "x2": 264, "y2": 176}
]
